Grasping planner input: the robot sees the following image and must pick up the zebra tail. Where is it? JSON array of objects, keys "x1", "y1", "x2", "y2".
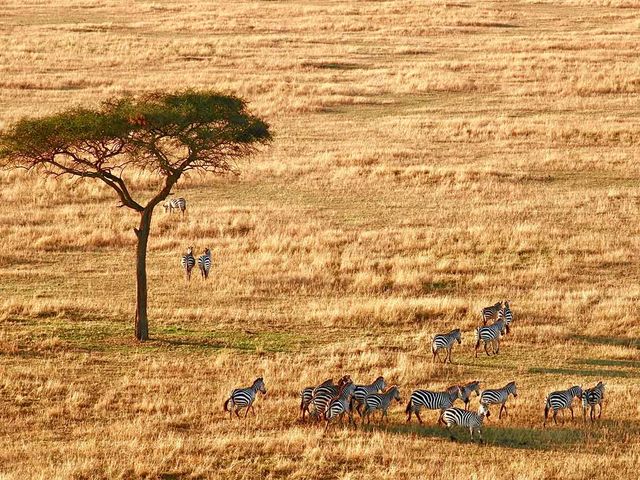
[{"x1": 223, "y1": 398, "x2": 231, "y2": 412}]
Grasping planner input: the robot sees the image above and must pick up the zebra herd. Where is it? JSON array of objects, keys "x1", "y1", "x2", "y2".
[
  {"x1": 431, "y1": 300, "x2": 512, "y2": 362},
  {"x1": 181, "y1": 247, "x2": 212, "y2": 281},
  {"x1": 162, "y1": 196, "x2": 212, "y2": 281},
  {"x1": 222, "y1": 300, "x2": 607, "y2": 443}
]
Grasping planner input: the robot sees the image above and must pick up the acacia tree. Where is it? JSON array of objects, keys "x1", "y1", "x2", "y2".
[{"x1": 0, "y1": 91, "x2": 271, "y2": 341}]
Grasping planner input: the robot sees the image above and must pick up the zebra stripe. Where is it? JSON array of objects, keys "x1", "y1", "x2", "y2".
[
  {"x1": 442, "y1": 405, "x2": 490, "y2": 442},
  {"x1": 351, "y1": 376, "x2": 386, "y2": 416},
  {"x1": 457, "y1": 381, "x2": 481, "y2": 410},
  {"x1": 480, "y1": 381, "x2": 517, "y2": 419},
  {"x1": 324, "y1": 382, "x2": 356, "y2": 432},
  {"x1": 309, "y1": 375, "x2": 350, "y2": 419},
  {"x1": 498, "y1": 301, "x2": 513, "y2": 328},
  {"x1": 482, "y1": 301, "x2": 502, "y2": 325},
  {"x1": 163, "y1": 197, "x2": 187, "y2": 215},
  {"x1": 544, "y1": 385, "x2": 582, "y2": 426},
  {"x1": 362, "y1": 386, "x2": 401, "y2": 424},
  {"x1": 198, "y1": 248, "x2": 212, "y2": 279},
  {"x1": 582, "y1": 382, "x2": 605, "y2": 422},
  {"x1": 300, "y1": 378, "x2": 334, "y2": 420},
  {"x1": 405, "y1": 387, "x2": 461, "y2": 424},
  {"x1": 223, "y1": 377, "x2": 266, "y2": 419},
  {"x1": 432, "y1": 329, "x2": 462, "y2": 363},
  {"x1": 180, "y1": 247, "x2": 196, "y2": 281},
  {"x1": 475, "y1": 319, "x2": 507, "y2": 357}
]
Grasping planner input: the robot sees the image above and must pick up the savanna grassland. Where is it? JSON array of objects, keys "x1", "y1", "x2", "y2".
[{"x1": 1, "y1": 0, "x2": 640, "y2": 478}]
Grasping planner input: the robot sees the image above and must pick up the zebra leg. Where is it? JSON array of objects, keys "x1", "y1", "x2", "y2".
[
  {"x1": 598, "y1": 402, "x2": 602, "y2": 419},
  {"x1": 244, "y1": 406, "x2": 251, "y2": 418},
  {"x1": 484, "y1": 342, "x2": 491, "y2": 357},
  {"x1": 475, "y1": 340, "x2": 480, "y2": 358},
  {"x1": 590, "y1": 405, "x2": 595, "y2": 422},
  {"x1": 582, "y1": 406, "x2": 587, "y2": 422},
  {"x1": 415, "y1": 411, "x2": 424, "y2": 425},
  {"x1": 251, "y1": 405, "x2": 256, "y2": 416},
  {"x1": 499, "y1": 404, "x2": 505, "y2": 419},
  {"x1": 569, "y1": 407, "x2": 574, "y2": 420},
  {"x1": 234, "y1": 408, "x2": 241, "y2": 418},
  {"x1": 437, "y1": 410, "x2": 445, "y2": 425},
  {"x1": 448, "y1": 425, "x2": 456, "y2": 441}
]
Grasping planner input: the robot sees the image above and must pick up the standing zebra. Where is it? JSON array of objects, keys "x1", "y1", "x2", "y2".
[
  {"x1": 480, "y1": 381, "x2": 517, "y2": 419},
  {"x1": 309, "y1": 375, "x2": 350, "y2": 419},
  {"x1": 432, "y1": 329, "x2": 462, "y2": 364},
  {"x1": 324, "y1": 381, "x2": 357, "y2": 432},
  {"x1": 350, "y1": 376, "x2": 386, "y2": 416},
  {"x1": 482, "y1": 301, "x2": 503, "y2": 325},
  {"x1": 582, "y1": 381, "x2": 605, "y2": 422},
  {"x1": 181, "y1": 247, "x2": 196, "y2": 282},
  {"x1": 498, "y1": 301, "x2": 513, "y2": 329},
  {"x1": 198, "y1": 248, "x2": 212, "y2": 280},
  {"x1": 300, "y1": 378, "x2": 334, "y2": 420},
  {"x1": 405, "y1": 386, "x2": 461, "y2": 424},
  {"x1": 362, "y1": 386, "x2": 402, "y2": 425},
  {"x1": 223, "y1": 377, "x2": 267, "y2": 419},
  {"x1": 456, "y1": 381, "x2": 482, "y2": 410},
  {"x1": 544, "y1": 385, "x2": 582, "y2": 426},
  {"x1": 442, "y1": 404, "x2": 490, "y2": 443},
  {"x1": 163, "y1": 197, "x2": 187, "y2": 216},
  {"x1": 474, "y1": 318, "x2": 508, "y2": 357}
]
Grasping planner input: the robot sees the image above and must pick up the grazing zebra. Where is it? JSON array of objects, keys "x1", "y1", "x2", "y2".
[
  {"x1": 480, "y1": 381, "x2": 517, "y2": 419},
  {"x1": 432, "y1": 329, "x2": 462, "y2": 363},
  {"x1": 498, "y1": 301, "x2": 513, "y2": 329},
  {"x1": 163, "y1": 197, "x2": 187, "y2": 216},
  {"x1": 181, "y1": 247, "x2": 196, "y2": 282},
  {"x1": 197, "y1": 248, "x2": 212, "y2": 280},
  {"x1": 300, "y1": 378, "x2": 334, "y2": 420},
  {"x1": 582, "y1": 381, "x2": 605, "y2": 422},
  {"x1": 362, "y1": 386, "x2": 402, "y2": 425},
  {"x1": 324, "y1": 381, "x2": 357, "y2": 432},
  {"x1": 405, "y1": 386, "x2": 462, "y2": 424},
  {"x1": 223, "y1": 377, "x2": 266, "y2": 419},
  {"x1": 351, "y1": 376, "x2": 386, "y2": 416},
  {"x1": 442, "y1": 404, "x2": 490, "y2": 443},
  {"x1": 474, "y1": 318, "x2": 508, "y2": 357},
  {"x1": 544, "y1": 385, "x2": 582, "y2": 426},
  {"x1": 456, "y1": 381, "x2": 482, "y2": 410},
  {"x1": 482, "y1": 301, "x2": 503, "y2": 325},
  {"x1": 309, "y1": 375, "x2": 350, "y2": 419}
]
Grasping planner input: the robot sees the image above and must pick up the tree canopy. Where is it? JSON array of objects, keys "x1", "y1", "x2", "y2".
[{"x1": 0, "y1": 90, "x2": 272, "y2": 340}]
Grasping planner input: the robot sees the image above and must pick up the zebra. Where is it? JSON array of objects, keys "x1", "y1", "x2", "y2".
[
  {"x1": 324, "y1": 381, "x2": 357, "y2": 432},
  {"x1": 474, "y1": 318, "x2": 508, "y2": 357},
  {"x1": 163, "y1": 197, "x2": 187, "y2": 216},
  {"x1": 480, "y1": 381, "x2": 517, "y2": 419},
  {"x1": 405, "y1": 386, "x2": 462, "y2": 424},
  {"x1": 197, "y1": 248, "x2": 212, "y2": 280},
  {"x1": 223, "y1": 377, "x2": 266, "y2": 419},
  {"x1": 442, "y1": 404, "x2": 490, "y2": 443},
  {"x1": 498, "y1": 301, "x2": 513, "y2": 329},
  {"x1": 432, "y1": 329, "x2": 462, "y2": 363},
  {"x1": 482, "y1": 301, "x2": 502, "y2": 325},
  {"x1": 362, "y1": 386, "x2": 402, "y2": 425},
  {"x1": 350, "y1": 376, "x2": 386, "y2": 416},
  {"x1": 180, "y1": 247, "x2": 196, "y2": 282},
  {"x1": 456, "y1": 381, "x2": 481, "y2": 410},
  {"x1": 309, "y1": 375, "x2": 350, "y2": 419},
  {"x1": 300, "y1": 378, "x2": 334, "y2": 420},
  {"x1": 582, "y1": 381, "x2": 605, "y2": 422},
  {"x1": 544, "y1": 385, "x2": 582, "y2": 426}
]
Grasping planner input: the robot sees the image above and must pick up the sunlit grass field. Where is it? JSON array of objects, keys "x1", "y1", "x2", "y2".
[{"x1": 1, "y1": 1, "x2": 639, "y2": 478}]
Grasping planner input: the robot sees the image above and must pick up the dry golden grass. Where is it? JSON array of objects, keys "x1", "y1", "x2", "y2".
[{"x1": 1, "y1": 0, "x2": 640, "y2": 478}]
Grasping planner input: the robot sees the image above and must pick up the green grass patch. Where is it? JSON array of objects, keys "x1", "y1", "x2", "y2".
[{"x1": 528, "y1": 367, "x2": 634, "y2": 379}]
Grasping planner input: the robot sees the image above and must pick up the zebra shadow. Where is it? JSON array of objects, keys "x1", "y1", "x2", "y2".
[
  {"x1": 569, "y1": 334, "x2": 640, "y2": 349},
  {"x1": 363, "y1": 422, "x2": 586, "y2": 451}
]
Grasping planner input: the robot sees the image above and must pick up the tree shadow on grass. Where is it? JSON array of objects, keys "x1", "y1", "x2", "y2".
[
  {"x1": 364, "y1": 422, "x2": 585, "y2": 451},
  {"x1": 528, "y1": 367, "x2": 635, "y2": 379},
  {"x1": 569, "y1": 334, "x2": 639, "y2": 349}
]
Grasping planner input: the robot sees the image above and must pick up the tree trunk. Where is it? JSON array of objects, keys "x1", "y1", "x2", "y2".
[{"x1": 134, "y1": 209, "x2": 153, "y2": 341}]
